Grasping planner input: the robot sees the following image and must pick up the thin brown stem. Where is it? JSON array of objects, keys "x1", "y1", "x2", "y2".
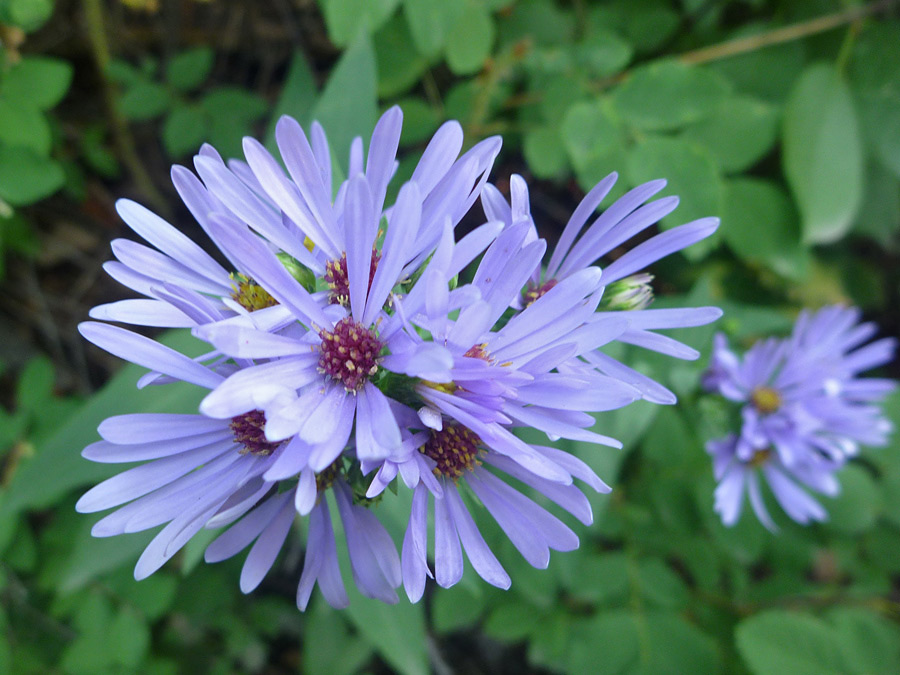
[{"x1": 82, "y1": 0, "x2": 169, "y2": 216}]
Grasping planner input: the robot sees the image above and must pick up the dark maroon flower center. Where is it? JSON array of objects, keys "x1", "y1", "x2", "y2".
[
  {"x1": 318, "y1": 317, "x2": 383, "y2": 392},
  {"x1": 522, "y1": 278, "x2": 558, "y2": 307},
  {"x1": 324, "y1": 249, "x2": 380, "y2": 307},
  {"x1": 420, "y1": 424, "x2": 482, "y2": 479},
  {"x1": 230, "y1": 409, "x2": 282, "y2": 456}
]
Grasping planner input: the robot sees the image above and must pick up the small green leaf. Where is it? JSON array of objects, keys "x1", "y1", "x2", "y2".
[
  {"x1": 403, "y1": 0, "x2": 464, "y2": 57},
  {"x1": 304, "y1": 602, "x2": 373, "y2": 675},
  {"x1": 108, "y1": 607, "x2": 151, "y2": 667},
  {"x1": 783, "y1": 63, "x2": 863, "y2": 244},
  {"x1": 395, "y1": 98, "x2": 439, "y2": 147},
  {"x1": 165, "y1": 46, "x2": 215, "y2": 92},
  {"x1": 573, "y1": 29, "x2": 632, "y2": 77},
  {"x1": 431, "y1": 582, "x2": 486, "y2": 633},
  {"x1": 163, "y1": 105, "x2": 208, "y2": 157},
  {"x1": 1, "y1": 56, "x2": 73, "y2": 109},
  {"x1": 344, "y1": 590, "x2": 428, "y2": 675},
  {"x1": 722, "y1": 178, "x2": 808, "y2": 280},
  {"x1": 828, "y1": 607, "x2": 900, "y2": 675},
  {"x1": 523, "y1": 124, "x2": 568, "y2": 178},
  {"x1": 445, "y1": 1, "x2": 495, "y2": 75},
  {"x1": 310, "y1": 31, "x2": 377, "y2": 167},
  {"x1": 825, "y1": 464, "x2": 881, "y2": 535},
  {"x1": 0, "y1": 145, "x2": 65, "y2": 206},
  {"x1": 681, "y1": 96, "x2": 780, "y2": 174},
  {"x1": 321, "y1": 0, "x2": 400, "y2": 47},
  {"x1": 119, "y1": 81, "x2": 172, "y2": 121},
  {"x1": 202, "y1": 87, "x2": 267, "y2": 123},
  {"x1": 611, "y1": 60, "x2": 730, "y2": 131},
  {"x1": 374, "y1": 15, "x2": 429, "y2": 98},
  {"x1": 737, "y1": 610, "x2": 849, "y2": 675},
  {"x1": 1, "y1": 0, "x2": 54, "y2": 32},
  {"x1": 625, "y1": 136, "x2": 723, "y2": 253},
  {"x1": 0, "y1": 99, "x2": 51, "y2": 155},
  {"x1": 561, "y1": 100, "x2": 626, "y2": 190}
]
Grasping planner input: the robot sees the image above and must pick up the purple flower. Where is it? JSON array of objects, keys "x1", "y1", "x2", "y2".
[
  {"x1": 703, "y1": 305, "x2": 896, "y2": 529},
  {"x1": 481, "y1": 172, "x2": 723, "y2": 404}
]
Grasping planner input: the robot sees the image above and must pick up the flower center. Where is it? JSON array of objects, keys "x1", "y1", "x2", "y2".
[
  {"x1": 229, "y1": 409, "x2": 282, "y2": 456},
  {"x1": 324, "y1": 249, "x2": 380, "y2": 306},
  {"x1": 749, "y1": 448, "x2": 772, "y2": 468},
  {"x1": 230, "y1": 273, "x2": 277, "y2": 312},
  {"x1": 751, "y1": 386, "x2": 782, "y2": 414},
  {"x1": 318, "y1": 317, "x2": 383, "y2": 392},
  {"x1": 420, "y1": 424, "x2": 482, "y2": 479},
  {"x1": 463, "y1": 343, "x2": 492, "y2": 362},
  {"x1": 522, "y1": 279, "x2": 558, "y2": 308}
]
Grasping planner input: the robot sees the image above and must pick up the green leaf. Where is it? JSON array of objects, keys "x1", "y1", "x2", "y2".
[
  {"x1": 403, "y1": 0, "x2": 464, "y2": 57},
  {"x1": 828, "y1": 607, "x2": 900, "y2": 675},
  {"x1": 310, "y1": 31, "x2": 377, "y2": 167},
  {"x1": 374, "y1": 15, "x2": 429, "y2": 98},
  {"x1": 395, "y1": 97, "x2": 439, "y2": 147},
  {"x1": 611, "y1": 60, "x2": 730, "y2": 131},
  {"x1": 344, "y1": 590, "x2": 428, "y2": 675},
  {"x1": 856, "y1": 88, "x2": 900, "y2": 181},
  {"x1": 119, "y1": 81, "x2": 172, "y2": 121},
  {"x1": 267, "y1": 51, "x2": 317, "y2": 147},
  {"x1": 0, "y1": 145, "x2": 64, "y2": 205},
  {"x1": 496, "y1": 0, "x2": 573, "y2": 48},
  {"x1": 523, "y1": 124, "x2": 568, "y2": 179},
  {"x1": 625, "y1": 136, "x2": 723, "y2": 255},
  {"x1": 1, "y1": 56, "x2": 72, "y2": 109},
  {"x1": 202, "y1": 87, "x2": 267, "y2": 123},
  {"x1": 722, "y1": 178, "x2": 808, "y2": 279},
  {"x1": 1, "y1": 0, "x2": 54, "y2": 32},
  {"x1": 484, "y1": 599, "x2": 542, "y2": 641},
  {"x1": 165, "y1": 46, "x2": 215, "y2": 92},
  {"x1": 736, "y1": 610, "x2": 850, "y2": 675},
  {"x1": 825, "y1": 464, "x2": 881, "y2": 535},
  {"x1": 681, "y1": 96, "x2": 780, "y2": 174},
  {"x1": 59, "y1": 520, "x2": 155, "y2": 593},
  {"x1": 304, "y1": 602, "x2": 373, "y2": 675},
  {"x1": 568, "y1": 611, "x2": 639, "y2": 675},
  {"x1": 108, "y1": 607, "x2": 151, "y2": 667},
  {"x1": 782, "y1": 64, "x2": 863, "y2": 244},
  {"x1": 0, "y1": 99, "x2": 51, "y2": 155},
  {"x1": 561, "y1": 100, "x2": 626, "y2": 191},
  {"x1": 0, "y1": 330, "x2": 206, "y2": 516},
  {"x1": 637, "y1": 558, "x2": 690, "y2": 609},
  {"x1": 573, "y1": 29, "x2": 632, "y2": 77},
  {"x1": 445, "y1": 1, "x2": 495, "y2": 75},
  {"x1": 564, "y1": 552, "x2": 630, "y2": 605},
  {"x1": 853, "y1": 163, "x2": 900, "y2": 245},
  {"x1": 163, "y1": 105, "x2": 208, "y2": 157},
  {"x1": 321, "y1": 0, "x2": 400, "y2": 47},
  {"x1": 431, "y1": 581, "x2": 486, "y2": 633}
]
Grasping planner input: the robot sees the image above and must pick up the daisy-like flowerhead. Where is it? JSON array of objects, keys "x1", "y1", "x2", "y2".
[
  {"x1": 481, "y1": 172, "x2": 723, "y2": 404},
  {"x1": 702, "y1": 306, "x2": 896, "y2": 530}
]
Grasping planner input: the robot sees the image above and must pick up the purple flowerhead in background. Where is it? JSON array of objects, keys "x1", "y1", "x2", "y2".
[{"x1": 702, "y1": 306, "x2": 896, "y2": 530}]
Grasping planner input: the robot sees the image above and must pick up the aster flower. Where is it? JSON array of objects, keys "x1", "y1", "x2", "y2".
[
  {"x1": 481, "y1": 172, "x2": 723, "y2": 404},
  {"x1": 703, "y1": 306, "x2": 896, "y2": 529}
]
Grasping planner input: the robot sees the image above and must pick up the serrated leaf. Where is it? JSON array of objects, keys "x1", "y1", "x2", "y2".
[
  {"x1": 1, "y1": 56, "x2": 72, "y2": 109},
  {"x1": 611, "y1": 60, "x2": 730, "y2": 131},
  {"x1": 0, "y1": 145, "x2": 65, "y2": 206},
  {"x1": 165, "y1": 46, "x2": 215, "y2": 92},
  {"x1": 722, "y1": 178, "x2": 808, "y2": 279},
  {"x1": 783, "y1": 64, "x2": 863, "y2": 244},
  {"x1": 736, "y1": 610, "x2": 849, "y2": 675},
  {"x1": 321, "y1": 0, "x2": 400, "y2": 47},
  {"x1": 309, "y1": 31, "x2": 377, "y2": 167},
  {"x1": 445, "y1": 1, "x2": 495, "y2": 75},
  {"x1": 163, "y1": 105, "x2": 208, "y2": 157}
]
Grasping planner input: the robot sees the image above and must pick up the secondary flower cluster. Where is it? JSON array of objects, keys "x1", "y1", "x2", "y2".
[
  {"x1": 79, "y1": 106, "x2": 721, "y2": 609},
  {"x1": 703, "y1": 306, "x2": 896, "y2": 530}
]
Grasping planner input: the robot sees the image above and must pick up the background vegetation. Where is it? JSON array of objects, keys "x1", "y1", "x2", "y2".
[{"x1": 1, "y1": 0, "x2": 899, "y2": 672}]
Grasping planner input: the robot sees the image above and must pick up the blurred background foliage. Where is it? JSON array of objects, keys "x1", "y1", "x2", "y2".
[{"x1": 1, "y1": 0, "x2": 899, "y2": 673}]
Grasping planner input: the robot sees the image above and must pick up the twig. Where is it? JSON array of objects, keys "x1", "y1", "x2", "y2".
[{"x1": 82, "y1": 0, "x2": 170, "y2": 216}]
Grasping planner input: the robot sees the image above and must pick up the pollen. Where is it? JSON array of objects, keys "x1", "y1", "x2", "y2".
[
  {"x1": 230, "y1": 273, "x2": 278, "y2": 312},
  {"x1": 318, "y1": 317, "x2": 383, "y2": 392},
  {"x1": 751, "y1": 386, "x2": 782, "y2": 414},
  {"x1": 749, "y1": 448, "x2": 772, "y2": 468},
  {"x1": 230, "y1": 409, "x2": 282, "y2": 456},
  {"x1": 420, "y1": 424, "x2": 482, "y2": 479},
  {"x1": 463, "y1": 343, "x2": 492, "y2": 362},
  {"x1": 522, "y1": 278, "x2": 558, "y2": 307},
  {"x1": 324, "y1": 249, "x2": 380, "y2": 307}
]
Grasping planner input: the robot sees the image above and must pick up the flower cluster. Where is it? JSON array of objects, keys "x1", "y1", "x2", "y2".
[
  {"x1": 703, "y1": 306, "x2": 896, "y2": 530},
  {"x1": 79, "y1": 106, "x2": 721, "y2": 609}
]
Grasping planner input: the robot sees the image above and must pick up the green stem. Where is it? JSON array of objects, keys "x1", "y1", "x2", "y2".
[{"x1": 82, "y1": 0, "x2": 169, "y2": 216}]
